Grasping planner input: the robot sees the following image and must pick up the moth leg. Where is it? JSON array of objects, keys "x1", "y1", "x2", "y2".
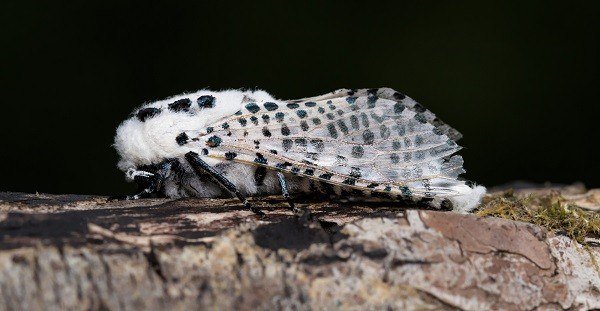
[
  {"x1": 276, "y1": 172, "x2": 300, "y2": 214},
  {"x1": 185, "y1": 151, "x2": 265, "y2": 216},
  {"x1": 109, "y1": 161, "x2": 174, "y2": 201},
  {"x1": 276, "y1": 172, "x2": 314, "y2": 220}
]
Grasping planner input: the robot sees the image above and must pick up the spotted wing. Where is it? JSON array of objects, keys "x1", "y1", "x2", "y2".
[
  {"x1": 292, "y1": 88, "x2": 462, "y2": 141},
  {"x1": 190, "y1": 91, "x2": 467, "y2": 199}
]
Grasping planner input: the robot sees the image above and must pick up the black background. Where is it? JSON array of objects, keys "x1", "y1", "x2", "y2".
[{"x1": 2, "y1": 1, "x2": 599, "y2": 195}]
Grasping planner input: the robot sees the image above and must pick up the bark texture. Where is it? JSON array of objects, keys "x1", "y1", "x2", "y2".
[{"x1": 0, "y1": 189, "x2": 599, "y2": 310}]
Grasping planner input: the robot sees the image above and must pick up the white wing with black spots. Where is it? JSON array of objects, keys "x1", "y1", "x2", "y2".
[
  {"x1": 187, "y1": 89, "x2": 473, "y2": 202},
  {"x1": 293, "y1": 88, "x2": 462, "y2": 141}
]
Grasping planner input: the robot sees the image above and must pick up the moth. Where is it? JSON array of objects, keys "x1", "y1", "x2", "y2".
[{"x1": 114, "y1": 88, "x2": 485, "y2": 215}]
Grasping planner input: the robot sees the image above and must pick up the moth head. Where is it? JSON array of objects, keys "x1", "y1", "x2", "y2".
[{"x1": 114, "y1": 106, "x2": 191, "y2": 174}]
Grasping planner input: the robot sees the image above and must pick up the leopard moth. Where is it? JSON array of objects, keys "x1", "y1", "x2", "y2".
[{"x1": 114, "y1": 87, "x2": 486, "y2": 215}]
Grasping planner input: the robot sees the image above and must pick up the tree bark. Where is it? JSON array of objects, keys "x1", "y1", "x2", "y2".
[{"x1": 0, "y1": 189, "x2": 598, "y2": 310}]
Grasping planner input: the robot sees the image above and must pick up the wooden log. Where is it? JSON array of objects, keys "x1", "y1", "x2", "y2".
[{"x1": 0, "y1": 191, "x2": 598, "y2": 310}]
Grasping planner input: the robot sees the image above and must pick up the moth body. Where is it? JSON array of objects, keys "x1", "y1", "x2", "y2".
[{"x1": 114, "y1": 88, "x2": 486, "y2": 212}]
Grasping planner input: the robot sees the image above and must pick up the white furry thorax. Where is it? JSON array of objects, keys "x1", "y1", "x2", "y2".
[{"x1": 114, "y1": 89, "x2": 276, "y2": 172}]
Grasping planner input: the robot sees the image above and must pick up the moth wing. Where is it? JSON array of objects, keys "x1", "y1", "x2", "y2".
[
  {"x1": 196, "y1": 94, "x2": 466, "y2": 198},
  {"x1": 290, "y1": 88, "x2": 462, "y2": 141}
]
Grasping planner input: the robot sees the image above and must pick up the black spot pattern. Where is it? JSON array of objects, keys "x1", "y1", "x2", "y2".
[
  {"x1": 441, "y1": 199, "x2": 453, "y2": 210},
  {"x1": 254, "y1": 153, "x2": 268, "y2": 164},
  {"x1": 393, "y1": 92, "x2": 406, "y2": 100},
  {"x1": 413, "y1": 103, "x2": 427, "y2": 113},
  {"x1": 397, "y1": 125, "x2": 406, "y2": 136},
  {"x1": 262, "y1": 114, "x2": 270, "y2": 124},
  {"x1": 286, "y1": 103, "x2": 299, "y2": 109},
  {"x1": 304, "y1": 169, "x2": 314, "y2": 176},
  {"x1": 221, "y1": 122, "x2": 229, "y2": 129},
  {"x1": 245, "y1": 103, "x2": 260, "y2": 113},
  {"x1": 351, "y1": 146, "x2": 364, "y2": 158},
  {"x1": 367, "y1": 95, "x2": 378, "y2": 108},
  {"x1": 362, "y1": 129, "x2": 374, "y2": 144},
  {"x1": 294, "y1": 138, "x2": 307, "y2": 146},
  {"x1": 282, "y1": 139, "x2": 293, "y2": 151},
  {"x1": 326, "y1": 113, "x2": 335, "y2": 120},
  {"x1": 238, "y1": 118, "x2": 247, "y2": 126},
  {"x1": 390, "y1": 154, "x2": 400, "y2": 164},
  {"x1": 276, "y1": 162, "x2": 292, "y2": 169},
  {"x1": 168, "y1": 98, "x2": 192, "y2": 112},
  {"x1": 360, "y1": 113, "x2": 370, "y2": 128},
  {"x1": 370, "y1": 112, "x2": 384, "y2": 123},
  {"x1": 300, "y1": 120, "x2": 309, "y2": 131},
  {"x1": 250, "y1": 116, "x2": 259, "y2": 125},
  {"x1": 317, "y1": 107, "x2": 326, "y2": 114},
  {"x1": 296, "y1": 110, "x2": 307, "y2": 118},
  {"x1": 305, "y1": 101, "x2": 316, "y2": 107},
  {"x1": 350, "y1": 167, "x2": 361, "y2": 178},
  {"x1": 281, "y1": 124, "x2": 291, "y2": 136},
  {"x1": 310, "y1": 139, "x2": 324, "y2": 152},
  {"x1": 367, "y1": 183, "x2": 379, "y2": 188},
  {"x1": 206, "y1": 136, "x2": 222, "y2": 147},
  {"x1": 392, "y1": 140, "x2": 401, "y2": 150},
  {"x1": 312, "y1": 118, "x2": 321, "y2": 125},
  {"x1": 342, "y1": 178, "x2": 356, "y2": 185},
  {"x1": 275, "y1": 112, "x2": 285, "y2": 122},
  {"x1": 380, "y1": 124, "x2": 390, "y2": 139},
  {"x1": 263, "y1": 102, "x2": 278, "y2": 111},
  {"x1": 327, "y1": 123, "x2": 338, "y2": 138},
  {"x1": 394, "y1": 102, "x2": 405, "y2": 114},
  {"x1": 197, "y1": 95, "x2": 216, "y2": 109},
  {"x1": 136, "y1": 108, "x2": 161, "y2": 122},
  {"x1": 337, "y1": 120, "x2": 349, "y2": 134},
  {"x1": 176, "y1": 132, "x2": 188, "y2": 145},
  {"x1": 225, "y1": 151, "x2": 237, "y2": 160},
  {"x1": 262, "y1": 127, "x2": 271, "y2": 137},
  {"x1": 202, "y1": 148, "x2": 209, "y2": 155},
  {"x1": 346, "y1": 96, "x2": 357, "y2": 104},
  {"x1": 414, "y1": 113, "x2": 427, "y2": 124},
  {"x1": 415, "y1": 135, "x2": 424, "y2": 146},
  {"x1": 319, "y1": 173, "x2": 333, "y2": 180},
  {"x1": 206, "y1": 127, "x2": 214, "y2": 134},
  {"x1": 350, "y1": 115, "x2": 359, "y2": 129}
]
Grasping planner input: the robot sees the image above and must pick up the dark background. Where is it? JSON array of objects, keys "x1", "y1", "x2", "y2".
[{"x1": 2, "y1": 1, "x2": 599, "y2": 195}]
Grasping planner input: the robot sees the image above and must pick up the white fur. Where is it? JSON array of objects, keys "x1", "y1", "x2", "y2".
[
  {"x1": 450, "y1": 185, "x2": 487, "y2": 213},
  {"x1": 114, "y1": 89, "x2": 276, "y2": 171}
]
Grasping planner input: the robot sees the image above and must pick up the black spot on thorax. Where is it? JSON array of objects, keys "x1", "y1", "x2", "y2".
[
  {"x1": 137, "y1": 108, "x2": 161, "y2": 122},
  {"x1": 168, "y1": 98, "x2": 192, "y2": 112},
  {"x1": 263, "y1": 102, "x2": 278, "y2": 111},
  {"x1": 197, "y1": 95, "x2": 216, "y2": 109},
  {"x1": 175, "y1": 132, "x2": 188, "y2": 145}
]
